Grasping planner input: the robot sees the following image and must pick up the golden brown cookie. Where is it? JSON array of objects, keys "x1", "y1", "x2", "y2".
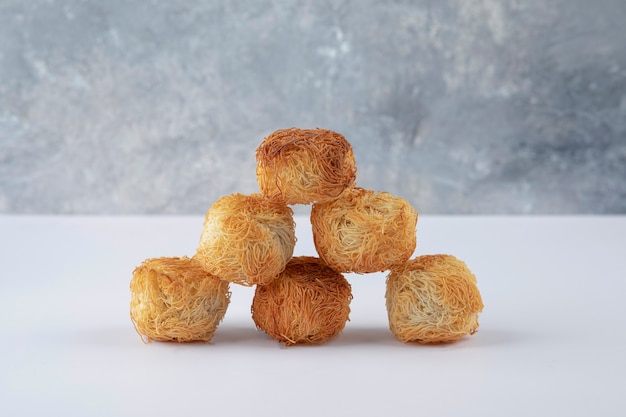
[
  {"x1": 251, "y1": 256, "x2": 352, "y2": 345},
  {"x1": 256, "y1": 128, "x2": 357, "y2": 205},
  {"x1": 194, "y1": 193, "x2": 296, "y2": 286},
  {"x1": 130, "y1": 256, "x2": 230, "y2": 343},
  {"x1": 386, "y1": 254, "x2": 483, "y2": 344},
  {"x1": 311, "y1": 187, "x2": 418, "y2": 273}
]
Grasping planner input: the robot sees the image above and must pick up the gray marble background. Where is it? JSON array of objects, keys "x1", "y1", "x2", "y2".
[{"x1": 1, "y1": 0, "x2": 625, "y2": 214}]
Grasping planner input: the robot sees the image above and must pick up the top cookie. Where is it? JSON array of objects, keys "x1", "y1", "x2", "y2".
[{"x1": 256, "y1": 128, "x2": 357, "y2": 205}]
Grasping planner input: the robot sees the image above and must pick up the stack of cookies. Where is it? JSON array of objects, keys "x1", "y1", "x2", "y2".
[{"x1": 130, "y1": 128, "x2": 483, "y2": 345}]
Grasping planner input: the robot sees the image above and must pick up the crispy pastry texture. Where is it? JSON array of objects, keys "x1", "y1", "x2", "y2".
[
  {"x1": 194, "y1": 193, "x2": 296, "y2": 286},
  {"x1": 311, "y1": 187, "x2": 418, "y2": 273},
  {"x1": 386, "y1": 254, "x2": 484, "y2": 344},
  {"x1": 130, "y1": 257, "x2": 231, "y2": 343},
  {"x1": 251, "y1": 256, "x2": 352, "y2": 345},
  {"x1": 256, "y1": 127, "x2": 357, "y2": 205}
]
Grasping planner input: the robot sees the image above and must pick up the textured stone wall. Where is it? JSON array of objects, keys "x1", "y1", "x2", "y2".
[{"x1": 1, "y1": 0, "x2": 625, "y2": 214}]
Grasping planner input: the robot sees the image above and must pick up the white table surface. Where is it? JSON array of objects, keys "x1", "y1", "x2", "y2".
[{"x1": 1, "y1": 214, "x2": 625, "y2": 417}]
